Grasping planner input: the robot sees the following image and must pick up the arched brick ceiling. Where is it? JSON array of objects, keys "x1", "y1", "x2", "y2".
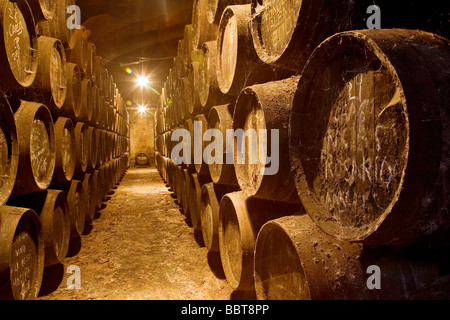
[{"x1": 78, "y1": 0, "x2": 194, "y2": 107}]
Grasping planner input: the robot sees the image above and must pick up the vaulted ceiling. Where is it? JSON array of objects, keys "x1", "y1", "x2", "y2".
[{"x1": 78, "y1": 0, "x2": 194, "y2": 108}]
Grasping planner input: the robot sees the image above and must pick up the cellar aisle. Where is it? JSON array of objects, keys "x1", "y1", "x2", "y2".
[{"x1": 38, "y1": 167, "x2": 233, "y2": 300}]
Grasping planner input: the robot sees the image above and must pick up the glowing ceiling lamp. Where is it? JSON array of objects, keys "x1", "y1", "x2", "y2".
[
  {"x1": 138, "y1": 104, "x2": 148, "y2": 114},
  {"x1": 136, "y1": 75, "x2": 150, "y2": 88}
]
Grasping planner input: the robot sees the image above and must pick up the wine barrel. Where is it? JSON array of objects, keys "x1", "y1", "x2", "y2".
[
  {"x1": 52, "y1": 117, "x2": 76, "y2": 184},
  {"x1": 207, "y1": 104, "x2": 238, "y2": 186},
  {"x1": 250, "y1": 0, "x2": 362, "y2": 72},
  {"x1": 46, "y1": 0, "x2": 75, "y2": 46},
  {"x1": 86, "y1": 126, "x2": 97, "y2": 171},
  {"x1": 207, "y1": 0, "x2": 250, "y2": 25},
  {"x1": 0, "y1": 206, "x2": 44, "y2": 300},
  {"x1": 34, "y1": 36, "x2": 67, "y2": 109},
  {"x1": 74, "y1": 122, "x2": 88, "y2": 175},
  {"x1": 0, "y1": 93, "x2": 18, "y2": 206},
  {"x1": 90, "y1": 84, "x2": 100, "y2": 127},
  {"x1": 67, "y1": 27, "x2": 88, "y2": 74},
  {"x1": 79, "y1": 79, "x2": 93, "y2": 122},
  {"x1": 289, "y1": 29, "x2": 450, "y2": 247},
  {"x1": 82, "y1": 173, "x2": 96, "y2": 222},
  {"x1": 233, "y1": 76, "x2": 301, "y2": 203},
  {"x1": 200, "y1": 183, "x2": 238, "y2": 253},
  {"x1": 218, "y1": 191, "x2": 301, "y2": 291},
  {"x1": 85, "y1": 43, "x2": 97, "y2": 81},
  {"x1": 91, "y1": 169, "x2": 101, "y2": 210},
  {"x1": 255, "y1": 215, "x2": 442, "y2": 300},
  {"x1": 97, "y1": 164, "x2": 107, "y2": 203},
  {"x1": 62, "y1": 62, "x2": 82, "y2": 119},
  {"x1": 181, "y1": 168, "x2": 191, "y2": 216},
  {"x1": 216, "y1": 4, "x2": 261, "y2": 96},
  {"x1": 0, "y1": 0, "x2": 38, "y2": 89},
  {"x1": 94, "y1": 128, "x2": 104, "y2": 168},
  {"x1": 136, "y1": 153, "x2": 150, "y2": 167},
  {"x1": 198, "y1": 41, "x2": 230, "y2": 109},
  {"x1": 7, "y1": 190, "x2": 71, "y2": 267},
  {"x1": 194, "y1": 114, "x2": 210, "y2": 177},
  {"x1": 192, "y1": 0, "x2": 218, "y2": 49},
  {"x1": 189, "y1": 174, "x2": 213, "y2": 232},
  {"x1": 12, "y1": 101, "x2": 55, "y2": 196},
  {"x1": 22, "y1": 0, "x2": 56, "y2": 22},
  {"x1": 64, "y1": 179, "x2": 85, "y2": 238}
]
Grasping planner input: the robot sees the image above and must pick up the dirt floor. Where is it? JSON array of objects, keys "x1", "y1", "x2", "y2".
[{"x1": 38, "y1": 167, "x2": 234, "y2": 300}]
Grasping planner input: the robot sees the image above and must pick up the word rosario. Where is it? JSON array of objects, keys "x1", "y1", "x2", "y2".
[{"x1": 171, "y1": 122, "x2": 280, "y2": 176}]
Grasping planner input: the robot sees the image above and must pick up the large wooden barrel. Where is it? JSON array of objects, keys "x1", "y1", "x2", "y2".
[
  {"x1": 86, "y1": 126, "x2": 97, "y2": 171},
  {"x1": 233, "y1": 76, "x2": 300, "y2": 203},
  {"x1": 289, "y1": 29, "x2": 450, "y2": 247},
  {"x1": 0, "y1": 0, "x2": 38, "y2": 89},
  {"x1": 207, "y1": 0, "x2": 251, "y2": 25},
  {"x1": 218, "y1": 191, "x2": 301, "y2": 291},
  {"x1": 186, "y1": 173, "x2": 210, "y2": 231},
  {"x1": 255, "y1": 215, "x2": 442, "y2": 300},
  {"x1": 7, "y1": 189, "x2": 71, "y2": 267},
  {"x1": 46, "y1": 0, "x2": 75, "y2": 46},
  {"x1": 194, "y1": 114, "x2": 210, "y2": 177},
  {"x1": 198, "y1": 41, "x2": 225, "y2": 109},
  {"x1": 62, "y1": 62, "x2": 82, "y2": 119},
  {"x1": 94, "y1": 128, "x2": 104, "y2": 168},
  {"x1": 23, "y1": 0, "x2": 56, "y2": 22},
  {"x1": 0, "y1": 94, "x2": 18, "y2": 205},
  {"x1": 79, "y1": 79, "x2": 93, "y2": 123},
  {"x1": 67, "y1": 27, "x2": 88, "y2": 74},
  {"x1": 91, "y1": 169, "x2": 101, "y2": 210},
  {"x1": 207, "y1": 104, "x2": 238, "y2": 186},
  {"x1": 52, "y1": 117, "x2": 76, "y2": 184},
  {"x1": 0, "y1": 206, "x2": 44, "y2": 300},
  {"x1": 74, "y1": 122, "x2": 88, "y2": 175},
  {"x1": 90, "y1": 84, "x2": 100, "y2": 127},
  {"x1": 216, "y1": 4, "x2": 261, "y2": 96},
  {"x1": 82, "y1": 173, "x2": 96, "y2": 223},
  {"x1": 192, "y1": 0, "x2": 218, "y2": 49},
  {"x1": 85, "y1": 42, "x2": 97, "y2": 81},
  {"x1": 200, "y1": 183, "x2": 238, "y2": 253},
  {"x1": 250, "y1": 0, "x2": 363, "y2": 72},
  {"x1": 12, "y1": 101, "x2": 55, "y2": 196},
  {"x1": 34, "y1": 36, "x2": 67, "y2": 109},
  {"x1": 64, "y1": 179, "x2": 85, "y2": 238}
]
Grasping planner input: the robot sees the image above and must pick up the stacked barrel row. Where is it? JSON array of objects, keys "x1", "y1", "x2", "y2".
[
  {"x1": 0, "y1": 0, "x2": 130, "y2": 300},
  {"x1": 155, "y1": 0, "x2": 450, "y2": 300}
]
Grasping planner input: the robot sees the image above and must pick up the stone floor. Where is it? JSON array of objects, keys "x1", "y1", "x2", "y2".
[{"x1": 38, "y1": 167, "x2": 234, "y2": 300}]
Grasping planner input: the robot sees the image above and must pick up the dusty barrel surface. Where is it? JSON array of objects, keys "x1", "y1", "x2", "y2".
[
  {"x1": 0, "y1": 0, "x2": 38, "y2": 89},
  {"x1": 194, "y1": 114, "x2": 210, "y2": 177},
  {"x1": 289, "y1": 29, "x2": 450, "y2": 246},
  {"x1": 200, "y1": 183, "x2": 238, "y2": 253},
  {"x1": 250, "y1": 0, "x2": 362, "y2": 72},
  {"x1": 79, "y1": 79, "x2": 93, "y2": 123},
  {"x1": 64, "y1": 179, "x2": 85, "y2": 238},
  {"x1": 34, "y1": 36, "x2": 67, "y2": 109},
  {"x1": 53, "y1": 117, "x2": 76, "y2": 184},
  {"x1": 74, "y1": 122, "x2": 88, "y2": 175},
  {"x1": 216, "y1": 4, "x2": 264, "y2": 96},
  {"x1": 234, "y1": 76, "x2": 300, "y2": 203},
  {"x1": 68, "y1": 27, "x2": 88, "y2": 74},
  {"x1": 62, "y1": 62, "x2": 82, "y2": 119},
  {"x1": 82, "y1": 173, "x2": 96, "y2": 222},
  {"x1": 86, "y1": 126, "x2": 97, "y2": 171},
  {"x1": 12, "y1": 101, "x2": 55, "y2": 196},
  {"x1": 192, "y1": 0, "x2": 218, "y2": 49},
  {"x1": 7, "y1": 189, "x2": 71, "y2": 267},
  {"x1": 198, "y1": 40, "x2": 231, "y2": 109},
  {"x1": 0, "y1": 94, "x2": 18, "y2": 206},
  {"x1": 207, "y1": 104, "x2": 238, "y2": 186},
  {"x1": 219, "y1": 191, "x2": 301, "y2": 291},
  {"x1": 21, "y1": 0, "x2": 56, "y2": 22},
  {"x1": 187, "y1": 173, "x2": 211, "y2": 232},
  {"x1": 85, "y1": 42, "x2": 97, "y2": 81},
  {"x1": 45, "y1": 0, "x2": 75, "y2": 46},
  {"x1": 255, "y1": 215, "x2": 443, "y2": 300},
  {"x1": 207, "y1": 0, "x2": 251, "y2": 25},
  {"x1": 0, "y1": 206, "x2": 44, "y2": 300}
]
